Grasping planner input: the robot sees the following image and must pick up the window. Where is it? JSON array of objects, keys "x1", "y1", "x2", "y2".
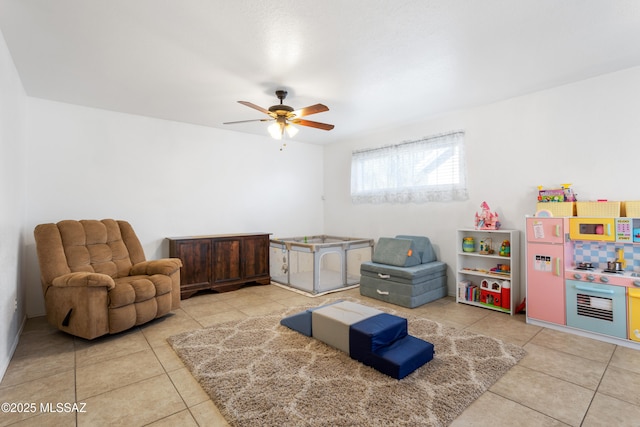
[{"x1": 350, "y1": 131, "x2": 468, "y2": 203}]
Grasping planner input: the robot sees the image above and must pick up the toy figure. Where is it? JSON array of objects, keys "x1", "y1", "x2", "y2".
[
  {"x1": 475, "y1": 201, "x2": 501, "y2": 230},
  {"x1": 499, "y1": 240, "x2": 511, "y2": 257}
]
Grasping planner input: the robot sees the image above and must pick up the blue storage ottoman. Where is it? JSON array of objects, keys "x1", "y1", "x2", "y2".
[{"x1": 360, "y1": 235, "x2": 447, "y2": 308}]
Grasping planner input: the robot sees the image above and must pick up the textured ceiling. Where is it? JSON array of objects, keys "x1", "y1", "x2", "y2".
[{"x1": 1, "y1": 0, "x2": 639, "y2": 144}]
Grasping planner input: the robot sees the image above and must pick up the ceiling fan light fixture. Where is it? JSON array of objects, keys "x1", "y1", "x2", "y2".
[
  {"x1": 285, "y1": 123, "x2": 298, "y2": 138},
  {"x1": 225, "y1": 90, "x2": 333, "y2": 144},
  {"x1": 268, "y1": 122, "x2": 283, "y2": 140}
]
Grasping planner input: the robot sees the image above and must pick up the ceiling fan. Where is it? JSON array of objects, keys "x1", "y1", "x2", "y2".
[{"x1": 223, "y1": 90, "x2": 334, "y2": 140}]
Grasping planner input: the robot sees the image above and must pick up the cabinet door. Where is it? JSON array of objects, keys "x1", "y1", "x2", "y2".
[
  {"x1": 242, "y1": 235, "x2": 270, "y2": 280},
  {"x1": 526, "y1": 217, "x2": 564, "y2": 244},
  {"x1": 172, "y1": 240, "x2": 212, "y2": 288},
  {"x1": 526, "y1": 242, "x2": 565, "y2": 324},
  {"x1": 212, "y1": 238, "x2": 242, "y2": 284}
]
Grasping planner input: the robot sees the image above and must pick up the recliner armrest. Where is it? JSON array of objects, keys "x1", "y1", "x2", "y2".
[
  {"x1": 130, "y1": 259, "x2": 182, "y2": 276},
  {"x1": 51, "y1": 272, "x2": 116, "y2": 290}
]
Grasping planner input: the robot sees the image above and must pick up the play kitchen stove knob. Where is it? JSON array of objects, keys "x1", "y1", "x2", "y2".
[
  {"x1": 600, "y1": 276, "x2": 609, "y2": 283},
  {"x1": 586, "y1": 274, "x2": 595, "y2": 282}
]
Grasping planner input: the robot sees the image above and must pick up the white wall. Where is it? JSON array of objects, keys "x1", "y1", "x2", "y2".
[
  {"x1": 0, "y1": 28, "x2": 27, "y2": 378},
  {"x1": 23, "y1": 99, "x2": 325, "y2": 316},
  {"x1": 323, "y1": 66, "x2": 640, "y2": 300}
]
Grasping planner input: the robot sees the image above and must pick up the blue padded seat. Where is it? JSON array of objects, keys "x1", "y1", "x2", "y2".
[
  {"x1": 349, "y1": 313, "x2": 408, "y2": 366},
  {"x1": 370, "y1": 335, "x2": 434, "y2": 379},
  {"x1": 350, "y1": 313, "x2": 433, "y2": 379},
  {"x1": 279, "y1": 300, "x2": 342, "y2": 336}
]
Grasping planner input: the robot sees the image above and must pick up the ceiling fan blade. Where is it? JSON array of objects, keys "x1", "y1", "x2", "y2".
[
  {"x1": 237, "y1": 101, "x2": 273, "y2": 116},
  {"x1": 291, "y1": 103, "x2": 329, "y2": 118},
  {"x1": 290, "y1": 118, "x2": 334, "y2": 131},
  {"x1": 223, "y1": 118, "x2": 272, "y2": 125}
]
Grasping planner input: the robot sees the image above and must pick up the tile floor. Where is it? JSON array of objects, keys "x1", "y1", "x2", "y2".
[{"x1": 1, "y1": 284, "x2": 640, "y2": 426}]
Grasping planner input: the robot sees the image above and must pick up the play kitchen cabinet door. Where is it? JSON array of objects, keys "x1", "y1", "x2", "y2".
[
  {"x1": 456, "y1": 228, "x2": 520, "y2": 315},
  {"x1": 526, "y1": 218, "x2": 571, "y2": 325},
  {"x1": 629, "y1": 288, "x2": 640, "y2": 342},
  {"x1": 168, "y1": 233, "x2": 271, "y2": 298}
]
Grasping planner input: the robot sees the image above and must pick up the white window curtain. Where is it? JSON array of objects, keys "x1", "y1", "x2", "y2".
[{"x1": 350, "y1": 131, "x2": 468, "y2": 203}]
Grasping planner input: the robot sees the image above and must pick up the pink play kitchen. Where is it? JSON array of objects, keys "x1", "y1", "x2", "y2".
[{"x1": 526, "y1": 198, "x2": 640, "y2": 348}]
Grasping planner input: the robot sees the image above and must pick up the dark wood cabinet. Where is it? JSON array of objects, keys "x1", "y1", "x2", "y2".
[{"x1": 167, "y1": 233, "x2": 270, "y2": 299}]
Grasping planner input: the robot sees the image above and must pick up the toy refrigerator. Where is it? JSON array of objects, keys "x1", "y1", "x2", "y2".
[{"x1": 526, "y1": 217, "x2": 572, "y2": 325}]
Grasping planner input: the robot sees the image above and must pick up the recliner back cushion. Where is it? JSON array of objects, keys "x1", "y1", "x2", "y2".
[{"x1": 57, "y1": 219, "x2": 133, "y2": 278}]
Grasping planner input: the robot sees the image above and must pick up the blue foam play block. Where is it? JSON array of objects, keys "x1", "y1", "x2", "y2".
[
  {"x1": 280, "y1": 300, "x2": 343, "y2": 336},
  {"x1": 349, "y1": 313, "x2": 408, "y2": 366},
  {"x1": 371, "y1": 335, "x2": 434, "y2": 379}
]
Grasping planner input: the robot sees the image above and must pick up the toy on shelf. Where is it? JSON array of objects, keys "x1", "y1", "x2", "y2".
[
  {"x1": 475, "y1": 201, "x2": 501, "y2": 230},
  {"x1": 491, "y1": 263, "x2": 510, "y2": 274},
  {"x1": 537, "y1": 183, "x2": 577, "y2": 203},
  {"x1": 499, "y1": 240, "x2": 511, "y2": 257},
  {"x1": 479, "y1": 238, "x2": 493, "y2": 255}
]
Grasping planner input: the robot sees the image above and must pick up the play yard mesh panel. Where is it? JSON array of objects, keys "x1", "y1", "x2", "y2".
[{"x1": 269, "y1": 237, "x2": 372, "y2": 294}]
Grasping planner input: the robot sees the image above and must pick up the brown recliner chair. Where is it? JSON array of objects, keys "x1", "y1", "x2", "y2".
[{"x1": 34, "y1": 219, "x2": 182, "y2": 340}]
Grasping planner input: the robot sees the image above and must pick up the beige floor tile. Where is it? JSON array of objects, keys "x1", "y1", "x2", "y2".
[
  {"x1": 147, "y1": 409, "x2": 199, "y2": 426},
  {"x1": 196, "y1": 309, "x2": 248, "y2": 327},
  {"x1": 0, "y1": 341, "x2": 75, "y2": 388},
  {"x1": 609, "y1": 345, "x2": 640, "y2": 375},
  {"x1": 77, "y1": 374, "x2": 185, "y2": 426},
  {"x1": 152, "y1": 341, "x2": 187, "y2": 372},
  {"x1": 76, "y1": 348, "x2": 165, "y2": 400},
  {"x1": 247, "y1": 283, "x2": 296, "y2": 298},
  {"x1": 490, "y1": 365, "x2": 593, "y2": 426},
  {"x1": 529, "y1": 327, "x2": 615, "y2": 363},
  {"x1": 12, "y1": 326, "x2": 73, "y2": 360},
  {"x1": 520, "y1": 342, "x2": 607, "y2": 389},
  {"x1": 7, "y1": 411, "x2": 76, "y2": 426},
  {"x1": 0, "y1": 370, "x2": 75, "y2": 426},
  {"x1": 181, "y1": 300, "x2": 236, "y2": 319},
  {"x1": 140, "y1": 310, "x2": 204, "y2": 347},
  {"x1": 74, "y1": 328, "x2": 150, "y2": 368},
  {"x1": 466, "y1": 311, "x2": 540, "y2": 346},
  {"x1": 451, "y1": 391, "x2": 568, "y2": 427},
  {"x1": 429, "y1": 301, "x2": 493, "y2": 328},
  {"x1": 168, "y1": 367, "x2": 209, "y2": 407},
  {"x1": 20, "y1": 315, "x2": 57, "y2": 334},
  {"x1": 597, "y1": 365, "x2": 640, "y2": 406},
  {"x1": 277, "y1": 293, "x2": 318, "y2": 307},
  {"x1": 238, "y1": 301, "x2": 287, "y2": 316},
  {"x1": 582, "y1": 392, "x2": 640, "y2": 427},
  {"x1": 222, "y1": 293, "x2": 272, "y2": 309},
  {"x1": 189, "y1": 399, "x2": 231, "y2": 427}
]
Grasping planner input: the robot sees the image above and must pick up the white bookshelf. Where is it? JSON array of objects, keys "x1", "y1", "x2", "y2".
[{"x1": 456, "y1": 229, "x2": 520, "y2": 315}]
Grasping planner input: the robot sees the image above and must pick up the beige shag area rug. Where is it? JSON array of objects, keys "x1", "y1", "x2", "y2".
[{"x1": 168, "y1": 298, "x2": 526, "y2": 427}]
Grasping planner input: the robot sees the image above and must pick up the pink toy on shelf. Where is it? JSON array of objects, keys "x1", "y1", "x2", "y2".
[{"x1": 475, "y1": 201, "x2": 501, "y2": 230}]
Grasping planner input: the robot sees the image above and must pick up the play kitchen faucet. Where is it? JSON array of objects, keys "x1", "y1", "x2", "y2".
[{"x1": 607, "y1": 248, "x2": 626, "y2": 271}]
